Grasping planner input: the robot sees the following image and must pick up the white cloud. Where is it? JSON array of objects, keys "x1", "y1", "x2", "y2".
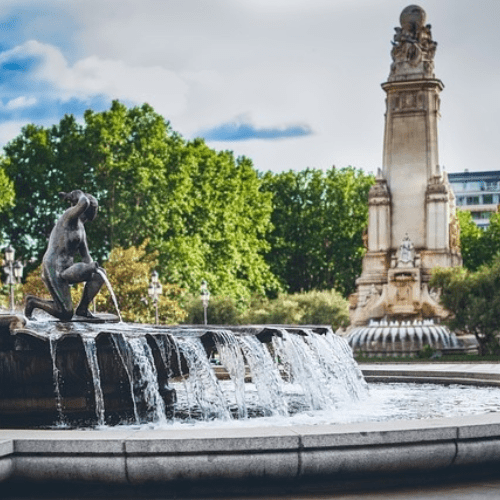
[
  {"x1": 0, "y1": 120, "x2": 26, "y2": 145},
  {"x1": 4, "y1": 96, "x2": 37, "y2": 110},
  {"x1": 1, "y1": 40, "x2": 190, "y2": 117}
]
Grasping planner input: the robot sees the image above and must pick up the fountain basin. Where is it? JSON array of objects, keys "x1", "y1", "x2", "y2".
[
  {"x1": 1, "y1": 411, "x2": 500, "y2": 495},
  {"x1": 2, "y1": 365, "x2": 500, "y2": 496}
]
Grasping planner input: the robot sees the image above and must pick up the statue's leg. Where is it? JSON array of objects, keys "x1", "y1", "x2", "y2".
[
  {"x1": 24, "y1": 295, "x2": 73, "y2": 321},
  {"x1": 60, "y1": 262, "x2": 98, "y2": 284},
  {"x1": 75, "y1": 270, "x2": 105, "y2": 318},
  {"x1": 25, "y1": 269, "x2": 74, "y2": 321}
]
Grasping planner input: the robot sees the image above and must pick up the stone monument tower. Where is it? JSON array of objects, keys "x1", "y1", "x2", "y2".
[{"x1": 349, "y1": 5, "x2": 461, "y2": 328}]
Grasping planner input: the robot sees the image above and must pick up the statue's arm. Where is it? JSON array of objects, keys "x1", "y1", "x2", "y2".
[
  {"x1": 79, "y1": 232, "x2": 92, "y2": 264},
  {"x1": 59, "y1": 190, "x2": 89, "y2": 220}
]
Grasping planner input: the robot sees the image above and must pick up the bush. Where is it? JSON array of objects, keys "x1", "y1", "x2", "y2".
[
  {"x1": 182, "y1": 288, "x2": 349, "y2": 329},
  {"x1": 241, "y1": 289, "x2": 349, "y2": 329},
  {"x1": 182, "y1": 295, "x2": 243, "y2": 325}
]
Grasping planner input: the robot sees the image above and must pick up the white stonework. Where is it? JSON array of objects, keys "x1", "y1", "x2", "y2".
[{"x1": 350, "y1": 5, "x2": 461, "y2": 328}]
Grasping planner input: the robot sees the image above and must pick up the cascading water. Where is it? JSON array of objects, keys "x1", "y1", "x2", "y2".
[
  {"x1": 82, "y1": 335, "x2": 106, "y2": 426},
  {"x1": 4, "y1": 317, "x2": 368, "y2": 428},
  {"x1": 48, "y1": 333, "x2": 65, "y2": 425}
]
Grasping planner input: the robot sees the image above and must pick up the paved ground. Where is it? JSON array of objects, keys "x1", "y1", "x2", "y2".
[{"x1": 6, "y1": 478, "x2": 500, "y2": 499}]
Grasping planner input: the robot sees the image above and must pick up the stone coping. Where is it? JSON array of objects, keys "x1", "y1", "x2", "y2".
[
  {"x1": 360, "y1": 363, "x2": 500, "y2": 386},
  {"x1": 2, "y1": 364, "x2": 500, "y2": 493}
]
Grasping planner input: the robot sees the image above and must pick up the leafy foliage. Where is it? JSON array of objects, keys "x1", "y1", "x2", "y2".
[
  {"x1": 99, "y1": 242, "x2": 186, "y2": 324},
  {"x1": 431, "y1": 258, "x2": 500, "y2": 356},
  {"x1": 241, "y1": 289, "x2": 350, "y2": 329},
  {"x1": 457, "y1": 209, "x2": 500, "y2": 271},
  {"x1": 182, "y1": 289, "x2": 349, "y2": 330},
  {"x1": 182, "y1": 294, "x2": 243, "y2": 326},
  {"x1": 457, "y1": 209, "x2": 488, "y2": 271},
  {"x1": 0, "y1": 101, "x2": 279, "y2": 299},
  {"x1": 261, "y1": 167, "x2": 374, "y2": 297}
]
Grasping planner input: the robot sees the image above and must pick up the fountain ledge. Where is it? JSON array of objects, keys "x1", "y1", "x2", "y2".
[{"x1": 2, "y1": 411, "x2": 500, "y2": 492}]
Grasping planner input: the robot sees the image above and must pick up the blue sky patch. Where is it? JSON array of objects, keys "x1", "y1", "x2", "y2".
[
  {"x1": 0, "y1": 5, "x2": 80, "y2": 60},
  {"x1": 1, "y1": 55, "x2": 38, "y2": 73},
  {"x1": 0, "y1": 95, "x2": 111, "y2": 123},
  {"x1": 201, "y1": 121, "x2": 313, "y2": 141}
]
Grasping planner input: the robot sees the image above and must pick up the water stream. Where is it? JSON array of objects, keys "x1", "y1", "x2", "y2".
[{"x1": 97, "y1": 268, "x2": 123, "y2": 322}]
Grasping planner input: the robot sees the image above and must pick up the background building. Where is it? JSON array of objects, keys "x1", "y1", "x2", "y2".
[{"x1": 448, "y1": 170, "x2": 500, "y2": 229}]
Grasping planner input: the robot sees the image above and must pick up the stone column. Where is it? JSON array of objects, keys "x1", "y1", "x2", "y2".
[{"x1": 382, "y1": 79, "x2": 443, "y2": 250}]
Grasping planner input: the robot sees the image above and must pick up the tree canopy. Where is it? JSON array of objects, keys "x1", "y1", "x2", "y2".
[
  {"x1": 0, "y1": 100, "x2": 376, "y2": 303},
  {"x1": 0, "y1": 101, "x2": 279, "y2": 299},
  {"x1": 457, "y1": 209, "x2": 500, "y2": 271},
  {"x1": 431, "y1": 257, "x2": 500, "y2": 356},
  {"x1": 261, "y1": 167, "x2": 374, "y2": 297}
]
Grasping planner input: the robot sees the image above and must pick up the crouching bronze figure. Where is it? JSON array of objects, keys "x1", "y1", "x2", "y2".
[{"x1": 25, "y1": 190, "x2": 105, "y2": 321}]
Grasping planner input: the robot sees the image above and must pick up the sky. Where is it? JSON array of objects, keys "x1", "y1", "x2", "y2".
[{"x1": 0, "y1": 0, "x2": 498, "y2": 175}]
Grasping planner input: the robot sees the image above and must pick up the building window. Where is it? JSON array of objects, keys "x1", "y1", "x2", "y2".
[
  {"x1": 467, "y1": 196, "x2": 479, "y2": 205},
  {"x1": 456, "y1": 196, "x2": 465, "y2": 205},
  {"x1": 483, "y1": 194, "x2": 493, "y2": 204},
  {"x1": 472, "y1": 211, "x2": 492, "y2": 220},
  {"x1": 486, "y1": 181, "x2": 498, "y2": 191}
]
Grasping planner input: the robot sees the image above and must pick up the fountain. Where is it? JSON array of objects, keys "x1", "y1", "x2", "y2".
[
  {"x1": 2, "y1": 7, "x2": 500, "y2": 496},
  {"x1": 0, "y1": 316, "x2": 367, "y2": 428}
]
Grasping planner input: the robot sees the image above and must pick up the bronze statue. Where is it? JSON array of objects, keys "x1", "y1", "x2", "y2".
[{"x1": 25, "y1": 190, "x2": 105, "y2": 321}]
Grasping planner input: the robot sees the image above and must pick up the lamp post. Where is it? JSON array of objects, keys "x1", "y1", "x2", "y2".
[
  {"x1": 200, "y1": 279, "x2": 210, "y2": 326},
  {"x1": 148, "y1": 270, "x2": 162, "y2": 325},
  {"x1": 3, "y1": 245, "x2": 24, "y2": 312}
]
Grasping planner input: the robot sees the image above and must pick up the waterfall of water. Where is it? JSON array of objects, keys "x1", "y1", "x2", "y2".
[
  {"x1": 122, "y1": 336, "x2": 167, "y2": 424},
  {"x1": 213, "y1": 330, "x2": 248, "y2": 419},
  {"x1": 110, "y1": 333, "x2": 140, "y2": 423},
  {"x1": 82, "y1": 335, "x2": 106, "y2": 426},
  {"x1": 237, "y1": 334, "x2": 288, "y2": 417},
  {"x1": 49, "y1": 334, "x2": 65, "y2": 425},
  {"x1": 272, "y1": 330, "x2": 329, "y2": 411},
  {"x1": 174, "y1": 335, "x2": 231, "y2": 421},
  {"x1": 27, "y1": 320, "x2": 370, "y2": 427}
]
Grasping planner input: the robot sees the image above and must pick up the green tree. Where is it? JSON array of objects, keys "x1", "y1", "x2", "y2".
[
  {"x1": 481, "y1": 211, "x2": 500, "y2": 265},
  {"x1": 431, "y1": 258, "x2": 500, "y2": 356},
  {"x1": 0, "y1": 118, "x2": 88, "y2": 263},
  {"x1": 1, "y1": 101, "x2": 279, "y2": 300},
  {"x1": 99, "y1": 242, "x2": 186, "y2": 324},
  {"x1": 157, "y1": 141, "x2": 281, "y2": 299},
  {"x1": 456, "y1": 209, "x2": 487, "y2": 271},
  {"x1": 262, "y1": 167, "x2": 374, "y2": 297}
]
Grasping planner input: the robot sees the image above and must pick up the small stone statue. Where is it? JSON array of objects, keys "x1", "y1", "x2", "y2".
[
  {"x1": 25, "y1": 190, "x2": 105, "y2": 321},
  {"x1": 398, "y1": 233, "x2": 415, "y2": 267}
]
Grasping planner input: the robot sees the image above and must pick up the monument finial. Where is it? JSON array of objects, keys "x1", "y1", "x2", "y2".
[{"x1": 389, "y1": 5, "x2": 437, "y2": 81}]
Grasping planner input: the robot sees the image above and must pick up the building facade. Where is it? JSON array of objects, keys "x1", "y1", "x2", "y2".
[{"x1": 448, "y1": 170, "x2": 500, "y2": 229}]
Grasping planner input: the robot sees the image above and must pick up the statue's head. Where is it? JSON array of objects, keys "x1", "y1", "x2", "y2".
[{"x1": 83, "y1": 194, "x2": 98, "y2": 222}]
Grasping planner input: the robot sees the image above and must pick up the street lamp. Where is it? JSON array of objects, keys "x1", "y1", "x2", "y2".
[
  {"x1": 200, "y1": 279, "x2": 210, "y2": 326},
  {"x1": 147, "y1": 270, "x2": 162, "y2": 325},
  {"x1": 3, "y1": 245, "x2": 24, "y2": 312}
]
